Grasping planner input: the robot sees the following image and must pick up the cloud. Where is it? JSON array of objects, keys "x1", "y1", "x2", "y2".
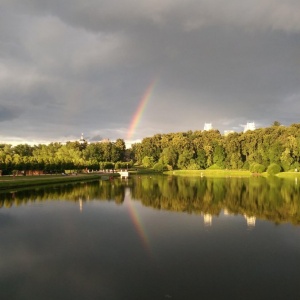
[
  {"x1": 0, "y1": 0, "x2": 299, "y2": 144},
  {"x1": 0, "y1": 105, "x2": 21, "y2": 122},
  {"x1": 5, "y1": 0, "x2": 300, "y2": 33}
]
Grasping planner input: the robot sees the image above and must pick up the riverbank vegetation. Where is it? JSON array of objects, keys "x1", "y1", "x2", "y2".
[
  {"x1": 0, "y1": 138, "x2": 129, "y2": 176},
  {"x1": 164, "y1": 169, "x2": 252, "y2": 177},
  {"x1": 0, "y1": 174, "x2": 103, "y2": 191},
  {"x1": 0, "y1": 122, "x2": 299, "y2": 176},
  {"x1": 131, "y1": 122, "x2": 300, "y2": 175}
]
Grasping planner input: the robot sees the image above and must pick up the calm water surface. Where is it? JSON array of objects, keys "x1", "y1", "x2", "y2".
[{"x1": 0, "y1": 175, "x2": 300, "y2": 300}]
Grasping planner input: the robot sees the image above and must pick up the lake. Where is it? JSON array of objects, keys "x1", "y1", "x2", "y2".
[{"x1": 0, "y1": 175, "x2": 300, "y2": 300}]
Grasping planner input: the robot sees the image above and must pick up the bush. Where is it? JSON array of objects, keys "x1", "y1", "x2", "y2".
[
  {"x1": 280, "y1": 162, "x2": 291, "y2": 172},
  {"x1": 207, "y1": 164, "x2": 223, "y2": 170},
  {"x1": 153, "y1": 163, "x2": 166, "y2": 172},
  {"x1": 115, "y1": 161, "x2": 131, "y2": 169},
  {"x1": 187, "y1": 163, "x2": 200, "y2": 170},
  {"x1": 242, "y1": 161, "x2": 250, "y2": 170},
  {"x1": 142, "y1": 156, "x2": 154, "y2": 168},
  {"x1": 249, "y1": 163, "x2": 266, "y2": 173},
  {"x1": 99, "y1": 162, "x2": 114, "y2": 170},
  {"x1": 166, "y1": 164, "x2": 173, "y2": 171},
  {"x1": 267, "y1": 163, "x2": 281, "y2": 175}
]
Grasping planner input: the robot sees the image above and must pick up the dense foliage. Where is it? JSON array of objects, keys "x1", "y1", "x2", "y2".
[
  {"x1": 0, "y1": 139, "x2": 128, "y2": 175},
  {"x1": 0, "y1": 122, "x2": 299, "y2": 174},
  {"x1": 131, "y1": 123, "x2": 300, "y2": 172}
]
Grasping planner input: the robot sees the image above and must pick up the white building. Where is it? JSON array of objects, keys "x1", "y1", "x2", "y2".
[
  {"x1": 243, "y1": 122, "x2": 256, "y2": 133},
  {"x1": 204, "y1": 123, "x2": 213, "y2": 131}
]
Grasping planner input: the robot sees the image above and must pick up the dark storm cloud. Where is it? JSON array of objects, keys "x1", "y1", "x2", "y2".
[
  {"x1": 0, "y1": 105, "x2": 21, "y2": 122},
  {"x1": 0, "y1": 0, "x2": 300, "y2": 144}
]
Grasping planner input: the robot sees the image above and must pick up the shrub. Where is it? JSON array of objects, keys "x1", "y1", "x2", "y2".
[
  {"x1": 115, "y1": 161, "x2": 131, "y2": 169},
  {"x1": 267, "y1": 163, "x2": 281, "y2": 175},
  {"x1": 187, "y1": 162, "x2": 200, "y2": 170},
  {"x1": 99, "y1": 162, "x2": 114, "y2": 170},
  {"x1": 142, "y1": 156, "x2": 154, "y2": 168},
  {"x1": 207, "y1": 164, "x2": 223, "y2": 170},
  {"x1": 242, "y1": 161, "x2": 250, "y2": 170},
  {"x1": 166, "y1": 164, "x2": 173, "y2": 171},
  {"x1": 280, "y1": 162, "x2": 291, "y2": 172},
  {"x1": 153, "y1": 163, "x2": 166, "y2": 172},
  {"x1": 249, "y1": 163, "x2": 266, "y2": 173}
]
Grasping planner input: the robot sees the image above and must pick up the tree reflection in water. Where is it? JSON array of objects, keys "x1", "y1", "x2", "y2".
[{"x1": 1, "y1": 175, "x2": 300, "y2": 225}]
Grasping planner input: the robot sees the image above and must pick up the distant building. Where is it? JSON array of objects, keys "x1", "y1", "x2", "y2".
[
  {"x1": 243, "y1": 122, "x2": 256, "y2": 133},
  {"x1": 204, "y1": 123, "x2": 213, "y2": 131},
  {"x1": 79, "y1": 133, "x2": 86, "y2": 144}
]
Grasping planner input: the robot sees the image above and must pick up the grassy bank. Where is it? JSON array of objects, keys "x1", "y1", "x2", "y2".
[
  {"x1": 276, "y1": 172, "x2": 300, "y2": 179},
  {"x1": 164, "y1": 169, "x2": 300, "y2": 178},
  {"x1": 164, "y1": 169, "x2": 252, "y2": 177},
  {"x1": 130, "y1": 166, "x2": 162, "y2": 175},
  {"x1": 0, "y1": 174, "x2": 104, "y2": 191}
]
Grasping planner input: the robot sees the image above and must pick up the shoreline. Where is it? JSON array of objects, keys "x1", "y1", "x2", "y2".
[
  {"x1": 164, "y1": 169, "x2": 300, "y2": 179},
  {"x1": 0, "y1": 174, "x2": 108, "y2": 191},
  {"x1": 1, "y1": 170, "x2": 299, "y2": 191}
]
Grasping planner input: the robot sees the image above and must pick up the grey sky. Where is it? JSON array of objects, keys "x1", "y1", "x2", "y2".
[{"x1": 1, "y1": 0, "x2": 300, "y2": 146}]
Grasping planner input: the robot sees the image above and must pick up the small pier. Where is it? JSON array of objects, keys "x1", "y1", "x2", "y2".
[{"x1": 118, "y1": 170, "x2": 129, "y2": 178}]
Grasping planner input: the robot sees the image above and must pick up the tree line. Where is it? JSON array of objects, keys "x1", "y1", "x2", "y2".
[
  {"x1": 0, "y1": 122, "x2": 299, "y2": 175},
  {"x1": 131, "y1": 122, "x2": 300, "y2": 173},
  {"x1": 0, "y1": 139, "x2": 128, "y2": 175}
]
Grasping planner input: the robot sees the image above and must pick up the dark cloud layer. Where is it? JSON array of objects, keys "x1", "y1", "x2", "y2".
[
  {"x1": 0, "y1": 105, "x2": 21, "y2": 122},
  {"x1": 0, "y1": 0, "x2": 300, "y2": 145}
]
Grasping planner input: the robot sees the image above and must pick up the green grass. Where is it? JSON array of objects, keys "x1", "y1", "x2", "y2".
[
  {"x1": 0, "y1": 174, "x2": 103, "y2": 191},
  {"x1": 164, "y1": 169, "x2": 252, "y2": 177},
  {"x1": 164, "y1": 169, "x2": 300, "y2": 179},
  {"x1": 276, "y1": 172, "x2": 300, "y2": 179},
  {"x1": 130, "y1": 166, "x2": 162, "y2": 175}
]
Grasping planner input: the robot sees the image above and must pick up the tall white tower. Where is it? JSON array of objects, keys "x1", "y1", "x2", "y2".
[{"x1": 79, "y1": 133, "x2": 85, "y2": 144}]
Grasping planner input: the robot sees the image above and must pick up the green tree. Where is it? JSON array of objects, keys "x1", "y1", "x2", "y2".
[
  {"x1": 267, "y1": 163, "x2": 281, "y2": 175},
  {"x1": 195, "y1": 149, "x2": 207, "y2": 169},
  {"x1": 159, "y1": 147, "x2": 178, "y2": 169},
  {"x1": 249, "y1": 163, "x2": 266, "y2": 173},
  {"x1": 177, "y1": 150, "x2": 194, "y2": 170},
  {"x1": 13, "y1": 144, "x2": 33, "y2": 156},
  {"x1": 153, "y1": 162, "x2": 166, "y2": 172},
  {"x1": 213, "y1": 144, "x2": 226, "y2": 168},
  {"x1": 142, "y1": 156, "x2": 154, "y2": 168},
  {"x1": 272, "y1": 121, "x2": 281, "y2": 126}
]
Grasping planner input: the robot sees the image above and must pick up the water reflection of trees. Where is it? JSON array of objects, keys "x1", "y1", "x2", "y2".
[
  {"x1": 0, "y1": 180, "x2": 129, "y2": 209},
  {"x1": 130, "y1": 176, "x2": 300, "y2": 225},
  {"x1": 1, "y1": 176, "x2": 300, "y2": 225}
]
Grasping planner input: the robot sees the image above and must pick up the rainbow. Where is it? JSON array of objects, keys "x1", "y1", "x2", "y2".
[
  {"x1": 126, "y1": 78, "x2": 157, "y2": 140},
  {"x1": 127, "y1": 197, "x2": 151, "y2": 255}
]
